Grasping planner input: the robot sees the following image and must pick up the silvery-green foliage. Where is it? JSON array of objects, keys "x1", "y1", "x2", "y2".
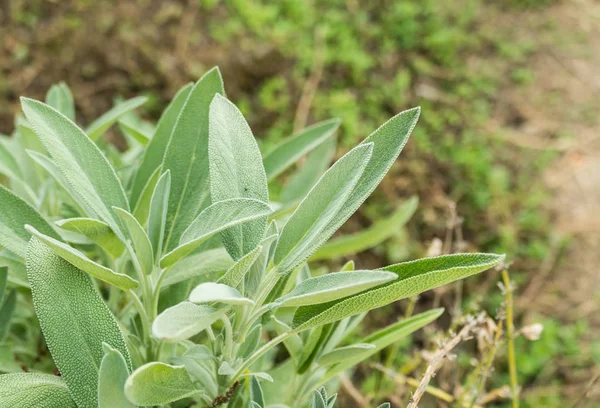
[{"x1": 0, "y1": 67, "x2": 504, "y2": 407}]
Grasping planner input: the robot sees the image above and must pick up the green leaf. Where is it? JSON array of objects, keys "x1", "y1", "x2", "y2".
[
  {"x1": 292, "y1": 253, "x2": 503, "y2": 331},
  {"x1": 21, "y1": 98, "x2": 130, "y2": 236},
  {"x1": 263, "y1": 118, "x2": 340, "y2": 181},
  {"x1": 189, "y1": 282, "x2": 254, "y2": 306},
  {"x1": 272, "y1": 316, "x2": 303, "y2": 363},
  {"x1": 125, "y1": 362, "x2": 199, "y2": 406},
  {"x1": 317, "y1": 343, "x2": 375, "y2": 367},
  {"x1": 160, "y1": 198, "x2": 271, "y2": 268},
  {"x1": 0, "y1": 289, "x2": 16, "y2": 341},
  {"x1": 147, "y1": 170, "x2": 171, "y2": 261},
  {"x1": 365, "y1": 308, "x2": 443, "y2": 349},
  {"x1": 45, "y1": 82, "x2": 75, "y2": 121},
  {"x1": 0, "y1": 373, "x2": 77, "y2": 407},
  {"x1": 113, "y1": 207, "x2": 154, "y2": 276},
  {"x1": 0, "y1": 251, "x2": 29, "y2": 288},
  {"x1": 0, "y1": 137, "x2": 24, "y2": 181},
  {"x1": 162, "y1": 68, "x2": 224, "y2": 251},
  {"x1": 26, "y1": 226, "x2": 138, "y2": 290},
  {"x1": 27, "y1": 237, "x2": 132, "y2": 407},
  {"x1": 152, "y1": 302, "x2": 227, "y2": 342},
  {"x1": 162, "y1": 248, "x2": 233, "y2": 288},
  {"x1": 0, "y1": 185, "x2": 60, "y2": 259},
  {"x1": 274, "y1": 270, "x2": 397, "y2": 307},
  {"x1": 130, "y1": 83, "x2": 193, "y2": 208},
  {"x1": 273, "y1": 143, "x2": 374, "y2": 274},
  {"x1": 249, "y1": 376, "x2": 265, "y2": 407},
  {"x1": 310, "y1": 196, "x2": 418, "y2": 261},
  {"x1": 56, "y1": 217, "x2": 125, "y2": 258},
  {"x1": 0, "y1": 267, "x2": 6, "y2": 304},
  {"x1": 85, "y1": 96, "x2": 147, "y2": 141},
  {"x1": 98, "y1": 343, "x2": 135, "y2": 408},
  {"x1": 208, "y1": 94, "x2": 269, "y2": 260},
  {"x1": 132, "y1": 167, "x2": 160, "y2": 225},
  {"x1": 217, "y1": 244, "x2": 262, "y2": 289},
  {"x1": 309, "y1": 389, "x2": 327, "y2": 408},
  {"x1": 119, "y1": 119, "x2": 152, "y2": 146},
  {"x1": 240, "y1": 324, "x2": 262, "y2": 358},
  {"x1": 245, "y1": 233, "x2": 278, "y2": 298}
]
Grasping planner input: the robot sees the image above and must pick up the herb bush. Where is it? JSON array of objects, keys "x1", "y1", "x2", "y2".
[{"x1": 0, "y1": 67, "x2": 503, "y2": 407}]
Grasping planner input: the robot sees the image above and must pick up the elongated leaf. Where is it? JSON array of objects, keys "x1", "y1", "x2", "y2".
[
  {"x1": 275, "y1": 270, "x2": 397, "y2": 307},
  {"x1": 119, "y1": 120, "x2": 152, "y2": 146},
  {"x1": 0, "y1": 373, "x2": 76, "y2": 407},
  {"x1": 272, "y1": 316, "x2": 303, "y2": 363},
  {"x1": 263, "y1": 119, "x2": 340, "y2": 181},
  {"x1": 0, "y1": 185, "x2": 59, "y2": 259},
  {"x1": 113, "y1": 207, "x2": 154, "y2": 275},
  {"x1": 0, "y1": 289, "x2": 16, "y2": 341},
  {"x1": 27, "y1": 237, "x2": 132, "y2": 407},
  {"x1": 189, "y1": 282, "x2": 254, "y2": 306},
  {"x1": 0, "y1": 267, "x2": 6, "y2": 303},
  {"x1": 162, "y1": 68, "x2": 224, "y2": 251},
  {"x1": 0, "y1": 251, "x2": 29, "y2": 288},
  {"x1": 317, "y1": 343, "x2": 375, "y2": 367},
  {"x1": 292, "y1": 253, "x2": 503, "y2": 331},
  {"x1": 163, "y1": 248, "x2": 233, "y2": 288},
  {"x1": 208, "y1": 94, "x2": 269, "y2": 260},
  {"x1": 26, "y1": 226, "x2": 138, "y2": 290},
  {"x1": 0, "y1": 137, "x2": 24, "y2": 181},
  {"x1": 130, "y1": 83, "x2": 193, "y2": 208},
  {"x1": 21, "y1": 98, "x2": 129, "y2": 236},
  {"x1": 125, "y1": 362, "x2": 199, "y2": 406},
  {"x1": 148, "y1": 170, "x2": 170, "y2": 261},
  {"x1": 46, "y1": 82, "x2": 75, "y2": 121},
  {"x1": 85, "y1": 96, "x2": 147, "y2": 141},
  {"x1": 160, "y1": 198, "x2": 271, "y2": 268},
  {"x1": 245, "y1": 233, "x2": 278, "y2": 298},
  {"x1": 274, "y1": 143, "x2": 373, "y2": 274},
  {"x1": 250, "y1": 376, "x2": 265, "y2": 407},
  {"x1": 310, "y1": 196, "x2": 418, "y2": 261},
  {"x1": 152, "y1": 302, "x2": 226, "y2": 342},
  {"x1": 56, "y1": 217, "x2": 125, "y2": 258},
  {"x1": 217, "y1": 244, "x2": 262, "y2": 289},
  {"x1": 132, "y1": 166, "x2": 160, "y2": 225},
  {"x1": 98, "y1": 343, "x2": 135, "y2": 408},
  {"x1": 240, "y1": 324, "x2": 262, "y2": 358}
]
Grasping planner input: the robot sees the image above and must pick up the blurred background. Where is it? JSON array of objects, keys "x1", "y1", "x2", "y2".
[{"x1": 1, "y1": 0, "x2": 598, "y2": 406}]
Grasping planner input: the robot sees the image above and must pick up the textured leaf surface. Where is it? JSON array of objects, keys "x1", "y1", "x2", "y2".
[
  {"x1": 114, "y1": 207, "x2": 154, "y2": 276},
  {"x1": 132, "y1": 167, "x2": 160, "y2": 225},
  {"x1": 217, "y1": 244, "x2": 262, "y2": 289},
  {"x1": 98, "y1": 343, "x2": 135, "y2": 408},
  {"x1": 0, "y1": 185, "x2": 59, "y2": 259},
  {"x1": 0, "y1": 373, "x2": 76, "y2": 408},
  {"x1": 56, "y1": 217, "x2": 125, "y2": 258},
  {"x1": 0, "y1": 289, "x2": 16, "y2": 341},
  {"x1": 263, "y1": 119, "x2": 340, "y2": 181},
  {"x1": 162, "y1": 248, "x2": 233, "y2": 288},
  {"x1": 152, "y1": 302, "x2": 226, "y2": 342},
  {"x1": 85, "y1": 96, "x2": 147, "y2": 141},
  {"x1": 45, "y1": 82, "x2": 75, "y2": 121},
  {"x1": 26, "y1": 226, "x2": 138, "y2": 290},
  {"x1": 21, "y1": 98, "x2": 129, "y2": 235},
  {"x1": 147, "y1": 170, "x2": 170, "y2": 260},
  {"x1": 130, "y1": 83, "x2": 192, "y2": 207},
  {"x1": 209, "y1": 94, "x2": 269, "y2": 260},
  {"x1": 317, "y1": 343, "x2": 375, "y2": 367},
  {"x1": 275, "y1": 270, "x2": 397, "y2": 307},
  {"x1": 162, "y1": 68, "x2": 224, "y2": 251},
  {"x1": 26, "y1": 238, "x2": 132, "y2": 407},
  {"x1": 292, "y1": 253, "x2": 503, "y2": 331},
  {"x1": 160, "y1": 198, "x2": 271, "y2": 268},
  {"x1": 189, "y1": 282, "x2": 254, "y2": 306},
  {"x1": 273, "y1": 143, "x2": 373, "y2": 274},
  {"x1": 310, "y1": 196, "x2": 418, "y2": 261},
  {"x1": 125, "y1": 362, "x2": 199, "y2": 406}
]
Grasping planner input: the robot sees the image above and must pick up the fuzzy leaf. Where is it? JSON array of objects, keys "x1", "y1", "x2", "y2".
[
  {"x1": 272, "y1": 316, "x2": 303, "y2": 363},
  {"x1": 317, "y1": 344, "x2": 375, "y2": 367},
  {"x1": 98, "y1": 343, "x2": 135, "y2": 408},
  {"x1": 162, "y1": 248, "x2": 233, "y2": 288},
  {"x1": 0, "y1": 373, "x2": 77, "y2": 407},
  {"x1": 162, "y1": 68, "x2": 224, "y2": 251},
  {"x1": 152, "y1": 302, "x2": 227, "y2": 342},
  {"x1": 274, "y1": 143, "x2": 373, "y2": 274},
  {"x1": 125, "y1": 362, "x2": 199, "y2": 406},
  {"x1": 0, "y1": 289, "x2": 16, "y2": 341},
  {"x1": 85, "y1": 96, "x2": 147, "y2": 141},
  {"x1": 292, "y1": 253, "x2": 503, "y2": 331},
  {"x1": 217, "y1": 244, "x2": 262, "y2": 289},
  {"x1": 275, "y1": 270, "x2": 397, "y2": 307},
  {"x1": 148, "y1": 170, "x2": 171, "y2": 260},
  {"x1": 26, "y1": 226, "x2": 138, "y2": 290},
  {"x1": 160, "y1": 198, "x2": 271, "y2": 268},
  {"x1": 113, "y1": 207, "x2": 154, "y2": 276},
  {"x1": 132, "y1": 167, "x2": 160, "y2": 225},
  {"x1": 45, "y1": 82, "x2": 75, "y2": 121},
  {"x1": 0, "y1": 251, "x2": 29, "y2": 288},
  {"x1": 240, "y1": 324, "x2": 262, "y2": 358},
  {"x1": 250, "y1": 376, "x2": 265, "y2": 407},
  {"x1": 56, "y1": 217, "x2": 125, "y2": 258},
  {"x1": 189, "y1": 282, "x2": 254, "y2": 306},
  {"x1": 0, "y1": 267, "x2": 6, "y2": 303},
  {"x1": 27, "y1": 238, "x2": 132, "y2": 407},
  {"x1": 208, "y1": 94, "x2": 269, "y2": 260}
]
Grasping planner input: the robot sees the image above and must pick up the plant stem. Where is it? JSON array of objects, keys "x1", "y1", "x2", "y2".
[
  {"x1": 221, "y1": 315, "x2": 234, "y2": 360},
  {"x1": 502, "y1": 269, "x2": 519, "y2": 408},
  {"x1": 232, "y1": 332, "x2": 291, "y2": 381}
]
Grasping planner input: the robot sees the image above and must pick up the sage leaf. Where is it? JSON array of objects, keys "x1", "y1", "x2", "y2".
[
  {"x1": 274, "y1": 270, "x2": 397, "y2": 307},
  {"x1": 160, "y1": 198, "x2": 271, "y2": 268},
  {"x1": 27, "y1": 237, "x2": 132, "y2": 407},
  {"x1": 217, "y1": 244, "x2": 262, "y2": 289},
  {"x1": 147, "y1": 170, "x2": 170, "y2": 261},
  {"x1": 263, "y1": 118, "x2": 340, "y2": 181},
  {"x1": 85, "y1": 96, "x2": 147, "y2": 141},
  {"x1": 56, "y1": 217, "x2": 125, "y2": 258},
  {"x1": 292, "y1": 253, "x2": 503, "y2": 331},
  {"x1": 162, "y1": 68, "x2": 224, "y2": 251},
  {"x1": 152, "y1": 302, "x2": 227, "y2": 342},
  {"x1": 132, "y1": 167, "x2": 160, "y2": 225},
  {"x1": 0, "y1": 251, "x2": 29, "y2": 288},
  {"x1": 130, "y1": 83, "x2": 192, "y2": 208},
  {"x1": 119, "y1": 120, "x2": 152, "y2": 146},
  {"x1": 239, "y1": 324, "x2": 262, "y2": 358},
  {"x1": 189, "y1": 282, "x2": 254, "y2": 306},
  {"x1": 113, "y1": 207, "x2": 154, "y2": 276},
  {"x1": 272, "y1": 316, "x2": 303, "y2": 363},
  {"x1": 125, "y1": 362, "x2": 199, "y2": 406},
  {"x1": 21, "y1": 98, "x2": 130, "y2": 236},
  {"x1": 162, "y1": 248, "x2": 233, "y2": 288},
  {"x1": 98, "y1": 343, "x2": 135, "y2": 408},
  {"x1": 0, "y1": 373, "x2": 76, "y2": 408},
  {"x1": 0, "y1": 289, "x2": 16, "y2": 341},
  {"x1": 45, "y1": 82, "x2": 75, "y2": 121},
  {"x1": 26, "y1": 226, "x2": 138, "y2": 290},
  {"x1": 208, "y1": 94, "x2": 269, "y2": 260},
  {"x1": 317, "y1": 343, "x2": 375, "y2": 367},
  {"x1": 273, "y1": 143, "x2": 374, "y2": 275},
  {"x1": 250, "y1": 376, "x2": 265, "y2": 407},
  {"x1": 0, "y1": 185, "x2": 60, "y2": 259},
  {"x1": 0, "y1": 267, "x2": 6, "y2": 303}
]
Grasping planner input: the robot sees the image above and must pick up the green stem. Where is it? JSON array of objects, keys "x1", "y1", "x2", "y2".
[
  {"x1": 221, "y1": 315, "x2": 234, "y2": 360},
  {"x1": 502, "y1": 269, "x2": 519, "y2": 408},
  {"x1": 232, "y1": 332, "x2": 291, "y2": 381}
]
